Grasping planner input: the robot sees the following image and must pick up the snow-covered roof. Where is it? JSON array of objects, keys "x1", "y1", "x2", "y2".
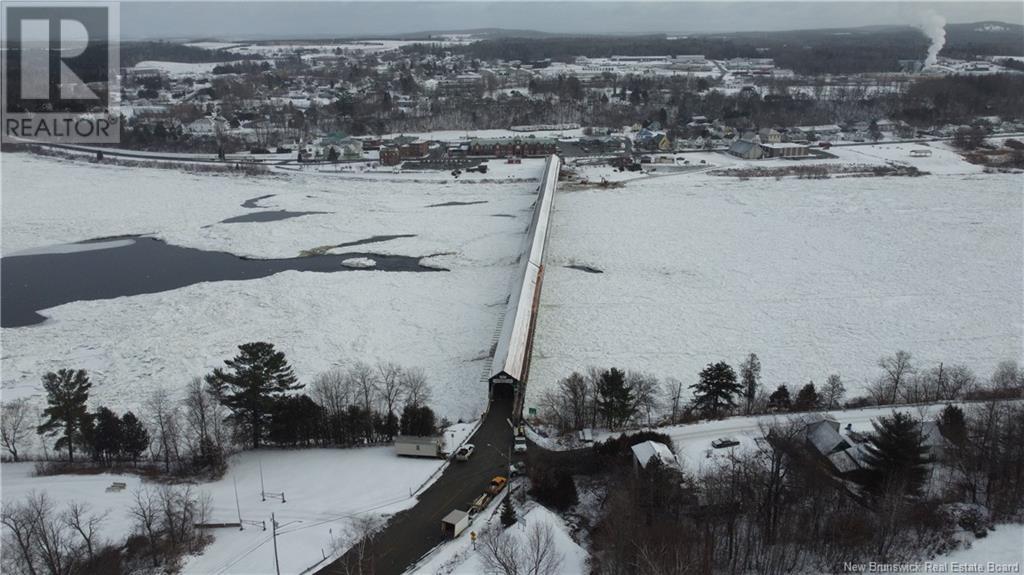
[
  {"x1": 395, "y1": 435, "x2": 440, "y2": 445},
  {"x1": 729, "y1": 139, "x2": 760, "y2": 155},
  {"x1": 631, "y1": 440, "x2": 676, "y2": 469},
  {"x1": 804, "y1": 419, "x2": 847, "y2": 455},
  {"x1": 760, "y1": 143, "x2": 809, "y2": 150},
  {"x1": 490, "y1": 155, "x2": 560, "y2": 385},
  {"x1": 827, "y1": 444, "x2": 865, "y2": 474}
]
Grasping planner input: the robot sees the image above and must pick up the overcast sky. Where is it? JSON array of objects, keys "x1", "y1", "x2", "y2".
[{"x1": 113, "y1": 1, "x2": 1024, "y2": 40}]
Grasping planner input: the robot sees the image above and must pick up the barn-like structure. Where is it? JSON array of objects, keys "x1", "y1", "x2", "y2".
[{"x1": 488, "y1": 155, "x2": 561, "y2": 415}]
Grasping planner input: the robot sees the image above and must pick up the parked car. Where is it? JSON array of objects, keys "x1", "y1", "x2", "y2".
[
  {"x1": 487, "y1": 476, "x2": 508, "y2": 495},
  {"x1": 455, "y1": 444, "x2": 475, "y2": 461},
  {"x1": 711, "y1": 437, "x2": 740, "y2": 449},
  {"x1": 509, "y1": 461, "x2": 526, "y2": 477},
  {"x1": 514, "y1": 436, "x2": 528, "y2": 454}
]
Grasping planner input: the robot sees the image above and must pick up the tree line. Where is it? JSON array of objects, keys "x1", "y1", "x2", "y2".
[
  {"x1": 539, "y1": 352, "x2": 1024, "y2": 435},
  {"x1": 1, "y1": 342, "x2": 442, "y2": 478}
]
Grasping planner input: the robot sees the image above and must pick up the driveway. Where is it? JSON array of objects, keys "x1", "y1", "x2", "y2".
[{"x1": 320, "y1": 394, "x2": 516, "y2": 575}]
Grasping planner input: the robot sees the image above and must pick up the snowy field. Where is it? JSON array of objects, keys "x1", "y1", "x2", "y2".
[
  {"x1": 1, "y1": 153, "x2": 545, "y2": 423},
  {"x1": 529, "y1": 156, "x2": 1023, "y2": 411},
  {"x1": 916, "y1": 523, "x2": 1024, "y2": 572},
  {"x1": 1, "y1": 447, "x2": 453, "y2": 574},
  {"x1": 133, "y1": 60, "x2": 252, "y2": 77}
]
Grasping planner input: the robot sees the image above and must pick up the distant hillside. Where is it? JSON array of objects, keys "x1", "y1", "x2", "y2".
[
  {"x1": 421, "y1": 22, "x2": 1022, "y2": 75},
  {"x1": 944, "y1": 21, "x2": 1024, "y2": 57}
]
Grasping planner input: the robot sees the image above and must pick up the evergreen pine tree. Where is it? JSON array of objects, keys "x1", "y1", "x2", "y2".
[
  {"x1": 690, "y1": 362, "x2": 741, "y2": 419},
  {"x1": 794, "y1": 381, "x2": 820, "y2": 412},
  {"x1": 205, "y1": 342, "x2": 302, "y2": 449},
  {"x1": 93, "y1": 407, "x2": 125, "y2": 464},
  {"x1": 858, "y1": 412, "x2": 932, "y2": 497},
  {"x1": 36, "y1": 369, "x2": 92, "y2": 462},
  {"x1": 596, "y1": 368, "x2": 636, "y2": 429},
  {"x1": 400, "y1": 404, "x2": 436, "y2": 437},
  {"x1": 500, "y1": 494, "x2": 517, "y2": 528},
  {"x1": 768, "y1": 385, "x2": 792, "y2": 411},
  {"x1": 937, "y1": 404, "x2": 967, "y2": 446},
  {"x1": 121, "y1": 411, "x2": 150, "y2": 464}
]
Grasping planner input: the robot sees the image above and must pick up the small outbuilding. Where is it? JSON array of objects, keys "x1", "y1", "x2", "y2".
[
  {"x1": 394, "y1": 435, "x2": 443, "y2": 458},
  {"x1": 631, "y1": 440, "x2": 676, "y2": 471}
]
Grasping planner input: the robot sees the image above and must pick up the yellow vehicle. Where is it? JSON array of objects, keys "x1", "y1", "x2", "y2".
[{"x1": 486, "y1": 476, "x2": 508, "y2": 495}]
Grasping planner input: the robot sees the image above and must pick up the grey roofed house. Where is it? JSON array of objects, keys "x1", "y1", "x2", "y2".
[
  {"x1": 728, "y1": 138, "x2": 763, "y2": 159},
  {"x1": 827, "y1": 443, "x2": 867, "y2": 474},
  {"x1": 803, "y1": 418, "x2": 850, "y2": 456}
]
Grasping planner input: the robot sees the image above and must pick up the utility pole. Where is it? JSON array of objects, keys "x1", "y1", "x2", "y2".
[
  {"x1": 271, "y1": 512, "x2": 280, "y2": 575},
  {"x1": 260, "y1": 460, "x2": 266, "y2": 502},
  {"x1": 233, "y1": 476, "x2": 243, "y2": 530}
]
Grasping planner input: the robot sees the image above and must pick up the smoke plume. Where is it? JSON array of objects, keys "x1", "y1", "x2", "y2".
[{"x1": 918, "y1": 11, "x2": 947, "y2": 68}]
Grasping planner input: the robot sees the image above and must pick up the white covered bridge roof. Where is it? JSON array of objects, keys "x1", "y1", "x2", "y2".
[{"x1": 490, "y1": 155, "x2": 561, "y2": 385}]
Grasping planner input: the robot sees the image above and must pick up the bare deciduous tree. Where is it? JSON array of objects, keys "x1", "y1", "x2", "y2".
[
  {"x1": 399, "y1": 367, "x2": 432, "y2": 408},
  {"x1": 991, "y1": 360, "x2": 1023, "y2": 390},
  {"x1": 478, "y1": 520, "x2": 564, "y2": 575},
  {"x1": 523, "y1": 521, "x2": 563, "y2": 575},
  {"x1": 2, "y1": 491, "x2": 44, "y2": 575},
  {"x1": 540, "y1": 372, "x2": 590, "y2": 433},
  {"x1": 63, "y1": 501, "x2": 107, "y2": 562},
  {"x1": 821, "y1": 374, "x2": 845, "y2": 409},
  {"x1": 944, "y1": 364, "x2": 977, "y2": 398},
  {"x1": 878, "y1": 350, "x2": 915, "y2": 404},
  {"x1": 28, "y1": 492, "x2": 74, "y2": 575},
  {"x1": 130, "y1": 487, "x2": 161, "y2": 567},
  {"x1": 1, "y1": 398, "x2": 33, "y2": 462},
  {"x1": 341, "y1": 514, "x2": 384, "y2": 575},
  {"x1": 375, "y1": 361, "x2": 405, "y2": 416},
  {"x1": 145, "y1": 387, "x2": 182, "y2": 473},
  {"x1": 664, "y1": 377, "x2": 685, "y2": 424},
  {"x1": 348, "y1": 362, "x2": 379, "y2": 415},
  {"x1": 627, "y1": 370, "x2": 661, "y2": 426},
  {"x1": 182, "y1": 377, "x2": 227, "y2": 470},
  {"x1": 311, "y1": 368, "x2": 353, "y2": 417}
]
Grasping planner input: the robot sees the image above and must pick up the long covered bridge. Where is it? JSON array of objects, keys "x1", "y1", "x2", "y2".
[{"x1": 488, "y1": 154, "x2": 561, "y2": 416}]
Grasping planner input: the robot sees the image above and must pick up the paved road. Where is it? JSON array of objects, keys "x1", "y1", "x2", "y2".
[{"x1": 320, "y1": 393, "x2": 516, "y2": 575}]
